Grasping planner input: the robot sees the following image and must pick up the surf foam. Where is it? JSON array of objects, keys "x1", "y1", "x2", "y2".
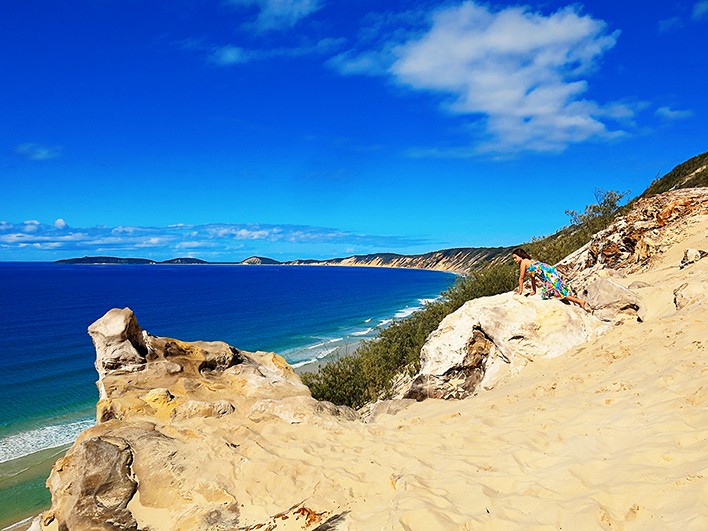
[{"x1": 0, "y1": 418, "x2": 95, "y2": 464}]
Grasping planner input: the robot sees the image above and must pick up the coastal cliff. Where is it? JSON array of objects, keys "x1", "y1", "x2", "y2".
[
  {"x1": 34, "y1": 189, "x2": 707, "y2": 530},
  {"x1": 285, "y1": 247, "x2": 512, "y2": 274}
]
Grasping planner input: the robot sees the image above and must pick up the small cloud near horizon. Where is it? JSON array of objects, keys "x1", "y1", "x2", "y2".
[
  {"x1": 0, "y1": 221, "x2": 431, "y2": 261},
  {"x1": 655, "y1": 106, "x2": 693, "y2": 120},
  {"x1": 15, "y1": 143, "x2": 62, "y2": 161}
]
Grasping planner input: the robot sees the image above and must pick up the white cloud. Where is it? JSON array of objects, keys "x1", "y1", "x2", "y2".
[
  {"x1": 23, "y1": 220, "x2": 41, "y2": 232},
  {"x1": 206, "y1": 38, "x2": 344, "y2": 67},
  {"x1": 15, "y1": 143, "x2": 62, "y2": 160},
  {"x1": 329, "y1": 49, "x2": 391, "y2": 76},
  {"x1": 333, "y1": 2, "x2": 626, "y2": 154},
  {"x1": 0, "y1": 221, "x2": 429, "y2": 259},
  {"x1": 135, "y1": 237, "x2": 166, "y2": 248},
  {"x1": 209, "y1": 45, "x2": 250, "y2": 65},
  {"x1": 693, "y1": 0, "x2": 708, "y2": 20},
  {"x1": 658, "y1": 16, "x2": 683, "y2": 34},
  {"x1": 229, "y1": 0, "x2": 323, "y2": 31},
  {"x1": 54, "y1": 218, "x2": 68, "y2": 229},
  {"x1": 655, "y1": 106, "x2": 693, "y2": 120},
  {"x1": 176, "y1": 241, "x2": 209, "y2": 249},
  {"x1": 235, "y1": 228, "x2": 272, "y2": 239}
]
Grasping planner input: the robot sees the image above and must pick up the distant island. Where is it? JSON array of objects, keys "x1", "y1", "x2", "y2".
[{"x1": 55, "y1": 256, "x2": 208, "y2": 265}]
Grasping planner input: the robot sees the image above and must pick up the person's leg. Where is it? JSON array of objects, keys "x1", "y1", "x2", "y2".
[{"x1": 564, "y1": 294, "x2": 590, "y2": 311}]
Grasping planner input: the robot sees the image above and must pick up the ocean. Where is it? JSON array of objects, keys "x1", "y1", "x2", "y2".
[{"x1": 0, "y1": 262, "x2": 455, "y2": 526}]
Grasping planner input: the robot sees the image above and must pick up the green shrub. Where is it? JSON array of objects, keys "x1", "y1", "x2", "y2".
[
  {"x1": 640, "y1": 151, "x2": 708, "y2": 197},
  {"x1": 302, "y1": 190, "x2": 626, "y2": 408},
  {"x1": 301, "y1": 266, "x2": 519, "y2": 408}
]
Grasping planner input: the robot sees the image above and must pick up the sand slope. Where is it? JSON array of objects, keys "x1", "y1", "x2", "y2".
[
  {"x1": 38, "y1": 215, "x2": 707, "y2": 531},
  {"x1": 174, "y1": 221, "x2": 706, "y2": 529}
]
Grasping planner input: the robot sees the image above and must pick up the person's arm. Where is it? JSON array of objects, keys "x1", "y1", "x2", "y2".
[{"x1": 517, "y1": 260, "x2": 528, "y2": 294}]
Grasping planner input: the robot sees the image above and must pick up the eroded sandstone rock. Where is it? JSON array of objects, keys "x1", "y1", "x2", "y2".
[
  {"x1": 558, "y1": 188, "x2": 708, "y2": 286},
  {"x1": 46, "y1": 433, "x2": 139, "y2": 530},
  {"x1": 88, "y1": 308, "x2": 149, "y2": 400},
  {"x1": 582, "y1": 277, "x2": 646, "y2": 323},
  {"x1": 680, "y1": 248, "x2": 708, "y2": 268},
  {"x1": 406, "y1": 328, "x2": 494, "y2": 400},
  {"x1": 41, "y1": 308, "x2": 355, "y2": 531},
  {"x1": 673, "y1": 282, "x2": 705, "y2": 310},
  {"x1": 405, "y1": 293, "x2": 609, "y2": 400}
]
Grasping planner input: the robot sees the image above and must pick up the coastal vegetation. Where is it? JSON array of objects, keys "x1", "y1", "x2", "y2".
[
  {"x1": 640, "y1": 151, "x2": 708, "y2": 197},
  {"x1": 300, "y1": 189, "x2": 629, "y2": 408},
  {"x1": 302, "y1": 151, "x2": 708, "y2": 408}
]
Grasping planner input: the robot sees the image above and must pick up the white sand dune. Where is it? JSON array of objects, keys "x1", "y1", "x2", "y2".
[{"x1": 38, "y1": 214, "x2": 707, "y2": 531}]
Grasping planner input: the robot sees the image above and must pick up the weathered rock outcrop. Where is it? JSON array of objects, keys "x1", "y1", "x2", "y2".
[
  {"x1": 39, "y1": 308, "x2": 357, "y2": 531},
  {"x1": 405, "y1": 293, "x2": 609, "y2": 400},
  {"x1": 581, "y1": 277, "x2": 646, "y2": 323},
  {"x1": 558, "y1": 187, "x2": 708, "y2": 285},
  {"x1": 404, "y1": 188, "x2": 708, "y2": 402}
]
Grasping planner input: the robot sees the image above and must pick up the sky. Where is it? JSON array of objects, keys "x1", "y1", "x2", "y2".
[{"x1": 2, "y1": 0, "x2": 706, "y2": 262}]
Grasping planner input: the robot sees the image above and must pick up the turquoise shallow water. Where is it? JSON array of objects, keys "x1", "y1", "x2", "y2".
[{"x1": 0, "y1": 262, "x2": 455, "y2": 525}]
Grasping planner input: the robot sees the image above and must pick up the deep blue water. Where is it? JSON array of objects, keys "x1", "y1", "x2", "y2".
[{"x1": 0, "y1": 262, "x2": 455, "y2": 463}]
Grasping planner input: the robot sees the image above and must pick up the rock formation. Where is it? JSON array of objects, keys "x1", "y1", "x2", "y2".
[
  {"x1": 558, "y1": 187, "x2": 708, "y2": 285},
  {"x1": 404, "y1": 293, "x2": 610, "y2": 401},
  {"x1": 403, "y1": 187, "x2": 708, "y2": 402},
  {"x1": 38, "y1": 308, "x2": 356, "y2": 531}
]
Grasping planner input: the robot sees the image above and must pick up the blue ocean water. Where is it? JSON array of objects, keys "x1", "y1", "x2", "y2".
[{"x1": 0, "y1": 262, "x2": 455, "y2": 465}]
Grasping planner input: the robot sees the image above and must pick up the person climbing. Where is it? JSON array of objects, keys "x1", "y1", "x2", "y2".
[{"x1": 511, "y1": 248, "x2": 590, "y2": 311}]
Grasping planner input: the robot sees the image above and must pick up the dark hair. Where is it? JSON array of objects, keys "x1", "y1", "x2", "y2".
[{"x1": 512, "y1": 247, "x2": 532, "y2": 259}]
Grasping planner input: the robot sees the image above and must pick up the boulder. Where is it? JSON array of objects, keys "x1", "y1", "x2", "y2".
[
  {"x1": 673, "y1": 282, "x2": 705, "y2": 310},
  {"x1": 581, "y1": 278, "x2": 646, "y2": 323},
  {"x1": 680, "y1": 248, "x2": 708, "y2": 269},
  {"x1": 88, "y1": 308, "x2": 149, "y2": 399},
  {"x1": 46, "y1": 434, "x2": 139, "y2": 530},
  {"x1": 405, "y1": 293, "x2": 608, "y2": 400}
]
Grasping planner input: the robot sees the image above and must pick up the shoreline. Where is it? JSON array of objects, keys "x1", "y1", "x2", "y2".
[
  {"x1": 288, "y1": 295, "x2": 442, "y2": 374},
  {"x1": 293, "y1": 338, "x2": 362, "y2": 375},
  {"x1": 0, "y1": 289, "x2": 445, "y2": 528},
  {"x1": 0, "y1": 445, "x2": 71, "y2": 530}
]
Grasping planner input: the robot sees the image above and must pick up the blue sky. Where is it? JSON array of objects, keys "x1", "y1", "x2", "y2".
[{"x1": 2, "y1": 0, "x2": 706, "y2": 261}]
